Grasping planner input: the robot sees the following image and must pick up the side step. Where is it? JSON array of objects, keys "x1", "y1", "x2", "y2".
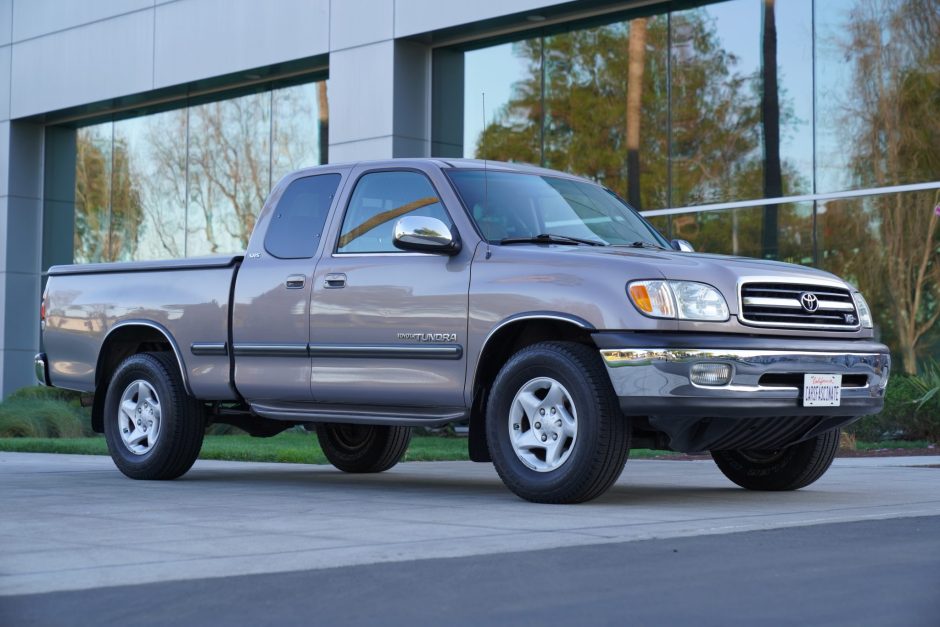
[{"x1": 250, "y1": 401, "x2": 468, "y2": 427}]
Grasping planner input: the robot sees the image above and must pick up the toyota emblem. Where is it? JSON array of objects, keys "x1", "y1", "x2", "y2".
[{"x1": 799, "y1": 292, "x2": 819, "y2": 312}]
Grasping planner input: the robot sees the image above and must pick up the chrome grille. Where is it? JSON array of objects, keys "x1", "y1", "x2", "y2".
[{"x1": 739, "y1": 281, "x2": 859, "y2": 330}]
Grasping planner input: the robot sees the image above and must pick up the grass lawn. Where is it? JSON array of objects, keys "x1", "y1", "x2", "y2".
[
  {"x1": 0, "y1": 431, "x2": 666, "y2": 463},
  {"x1": 0, "y1": 432, "x2": 931, "y2": 464}
]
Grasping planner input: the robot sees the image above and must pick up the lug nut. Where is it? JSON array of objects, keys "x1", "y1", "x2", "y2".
[
  {"x1": 539, "y1": 408, "x2": 545, "y2": 416},
  {"x1": 555, "y1": 420, "x2": 562, "y2": 427},
  {"x1": 137, "y1": 419, "x2": 142, "y2": 426},
  {"x1": 551, "y1": 408, "x2": 556, "y2": 415},
  {"x1": 534, "y1": 422, "x2": 541, "y2": 429},
  {"x1": 552, "y1": 433, "x2": 558, "y2": 441},
  {"x1": 541, "y1": 434, "x2": 547, "y2": 442}
]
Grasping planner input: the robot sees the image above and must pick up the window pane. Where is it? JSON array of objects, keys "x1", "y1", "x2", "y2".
[
  {"x1": 74, "y1": 123, "x2": 112, "y2": 263},
  {"x1": 670, "y1": 1, "x2": 761, "y2": 207},
  {"x1": 272, "y1": 80, "x2": 328, "y2": 184},
  {"x1": 669, "y1": 202, "x2": 814, "y2": 264},
  {"x1": 264, "y1": 174, "x2": 340, "y2": 259},
  {"x1": 465, "y1": 40, "x2": 542, "y2": 162},
  {"x1": 543, "y1": 15, "x2": 670, "y2": 210},
  {"x1": 187, "y1": 92, "x2": 272, "y2": 256},
  {"x1": 112, "y1": 110, "x2": 187, "y2": 261},
  {"x1": 817, "y1": 190, "x2": 939, "y2": 374},
  {"x1": 338, "y1": 171, "x2": 447, "y2": 253},
  {"x1": 816, "y1": 0, "x2": 940, "y2": 193}
]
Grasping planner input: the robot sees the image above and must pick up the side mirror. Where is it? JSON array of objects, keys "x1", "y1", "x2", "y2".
[
  {"x1": 671, "y1": 239, "x2": 694, "y2": 253},
  {"x1": 393, "y1": 216, "x2": 461, "y2": 255}
]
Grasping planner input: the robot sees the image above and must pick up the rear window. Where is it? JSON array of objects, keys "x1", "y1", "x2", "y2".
[{"x1": 264, "y1": 174, "x2": 341, "y2": 259}]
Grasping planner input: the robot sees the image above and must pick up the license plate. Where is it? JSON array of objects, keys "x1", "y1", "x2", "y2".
[{"x1": 803, "y1": 374, "x2": 842, "y2": 407}]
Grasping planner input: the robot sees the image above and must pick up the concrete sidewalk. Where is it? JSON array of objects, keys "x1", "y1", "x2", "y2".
[{"x1": 1, "y1": 452, "x2": 938, "y2": 597}]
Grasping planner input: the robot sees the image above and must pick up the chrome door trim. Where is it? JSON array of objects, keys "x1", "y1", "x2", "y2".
[
  {"x1": 232, "y1": 343, "x2": 309, "y2": 357},
  {"x1": 308, "y1": 343, "x2": 463, "y2": 359}
]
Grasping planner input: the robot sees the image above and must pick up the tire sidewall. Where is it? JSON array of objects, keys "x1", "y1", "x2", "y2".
[
  {"x1": 487, "y1": 346, "x2": 603, "y2": 493},
  {"x1": 104, "y1": 354, "x2": 179, "y2": 475}
]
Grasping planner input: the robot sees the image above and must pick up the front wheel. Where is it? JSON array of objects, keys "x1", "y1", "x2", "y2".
[
  {"x1": 486, "y1": 341, "x2": 630, "y2": 504},
  {"x1": 316, "y1": 424, "x2": 411, "y2": 473},
  {"x1": 103, "y1": 352, "x2": 205, "y2": 480},
  {"x1": 711, "y1": 428, "x2": 841, "y2": 491}
]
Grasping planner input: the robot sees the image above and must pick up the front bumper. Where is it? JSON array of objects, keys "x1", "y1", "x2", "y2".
[
  {"x1": 594, "y1": 333, "x2": 890, "y2": 419},
  {"x1": 594, "y1": 333, "x2": 890, "y2": 453},
  {"x1": 35, "y1": 353, "x2": 50, "y2": 386}
]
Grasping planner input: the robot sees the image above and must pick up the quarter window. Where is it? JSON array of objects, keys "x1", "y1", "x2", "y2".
[
  {"x1": 264, "y1": 174, "x2": 341, "y2": 259},
  {"x1": 337, "y1": 171, "x2": 449, "y2": 253}
]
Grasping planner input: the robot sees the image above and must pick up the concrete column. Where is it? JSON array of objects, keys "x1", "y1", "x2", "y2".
[
  {"x1": 0, "y1": 121, "x2": 44, "y2": 398},
  {"x1": 328, "y1": 0, "x2": 431, "y2": 162}
]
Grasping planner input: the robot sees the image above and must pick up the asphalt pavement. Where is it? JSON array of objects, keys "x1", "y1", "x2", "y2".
[{"x1": 1, "y1": 452, "x2": 938, "y2": 625}]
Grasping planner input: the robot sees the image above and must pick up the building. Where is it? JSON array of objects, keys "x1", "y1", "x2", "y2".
[{"x1": 0, "y1": 0, "x2": 937, "y2": 397}]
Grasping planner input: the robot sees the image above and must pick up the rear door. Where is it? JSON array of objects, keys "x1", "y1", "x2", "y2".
[
  {"x1": 309, "y1": 166, "x2": 472, "y2": 408},
  {"x1": 232, "y1": 172, "x2": 343, "y2": 401}
]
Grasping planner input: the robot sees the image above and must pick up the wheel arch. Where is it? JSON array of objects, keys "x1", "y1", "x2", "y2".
[
  {"x1": 467, "y1": 313, "x2": 596, "y2": 462},
  {"x1": 91, "y1": 320, "x2": 191, "y2": 433}
]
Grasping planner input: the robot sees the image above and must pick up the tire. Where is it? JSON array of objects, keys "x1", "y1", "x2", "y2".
[
  {"x1": 485, "y1": 341, "x2": 630, "y2": 504},
  {"x1": 316, "y1": 423, "x2": 412, "y2": 473},
  {"x1": 103, "y1": 352, "x2": 205, "y2": 480},
  {"x1": 711, "y1": 428, "x2": 841, "y2": 491}
]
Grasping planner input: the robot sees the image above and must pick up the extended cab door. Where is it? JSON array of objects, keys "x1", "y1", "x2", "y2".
[
  {"x1": 232, "y1": 171, "x2": 344, "y2": 401},
  {"x1": 309, "y1": 166, "x2": 472, "y2": 408}
]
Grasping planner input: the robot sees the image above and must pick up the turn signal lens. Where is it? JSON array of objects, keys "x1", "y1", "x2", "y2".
[
  {"x1": 852, "y1": 292, "x2": 873, "y2": 328},
  {"x1": 627, "y1": 281, "x2": 675, "y2": 318}
]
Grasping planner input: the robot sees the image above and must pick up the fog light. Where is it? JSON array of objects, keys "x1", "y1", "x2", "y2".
[{"x1": 690, "y1": 363, "x2": 732, "y2": 386}]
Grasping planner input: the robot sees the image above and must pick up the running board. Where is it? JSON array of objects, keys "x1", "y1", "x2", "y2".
[{"x1": 249, "y1": 401, "x2": 468, "y2": 427}]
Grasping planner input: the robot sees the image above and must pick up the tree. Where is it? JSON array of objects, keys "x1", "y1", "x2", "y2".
[
  {"x1": 833, "y1": 0, "x2": 940, "y2": 374},
  {"x1": 74, "y1": 130, "x2": 144, "y2": 263}
]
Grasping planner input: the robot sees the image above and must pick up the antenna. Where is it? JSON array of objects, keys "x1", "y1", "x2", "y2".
[{"x1": 482, "y1": 92, "x2": 492, "y2": 259}]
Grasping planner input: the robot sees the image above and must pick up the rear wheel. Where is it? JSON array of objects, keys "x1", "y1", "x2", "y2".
[
  {"x1": 316, "y1": 423, "x2": 411, "y2": 473},
  {"x1": 711, "y1": 428, "x2": 841, "y2": 491},
  {"x1": 103, "y1": 352, "x2": 205, "y2": 480},
  {"x1": 486, "y1": 341, "x2": 630, "y2": 504}
]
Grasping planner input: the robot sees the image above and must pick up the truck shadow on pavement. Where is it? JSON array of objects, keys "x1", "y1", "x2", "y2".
[{"x1": 175, "y1": 465, "x2": 838, "y2": 506}]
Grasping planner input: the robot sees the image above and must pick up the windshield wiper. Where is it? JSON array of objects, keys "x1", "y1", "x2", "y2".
[
  {"x1": 499, "y1": 233, "x2": 607, "y2": 247},
  {"x1": 612, "y1": 241, "x2": 668, "y2": 250}
]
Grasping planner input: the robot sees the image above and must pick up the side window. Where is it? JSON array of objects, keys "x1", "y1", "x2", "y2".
[
  {"x1": 264, "y1": 174, "x2": 341, "y2": 259},
  {"x1": 337, "y1": 171, "x2": 449, "y2": 253}
]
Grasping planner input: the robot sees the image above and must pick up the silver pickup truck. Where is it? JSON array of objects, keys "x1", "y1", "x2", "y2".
[{"x1": 37, "y1": 159, "x2": 890, "y2": 503}]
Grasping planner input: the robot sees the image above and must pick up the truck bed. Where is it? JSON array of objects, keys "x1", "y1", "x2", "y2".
[{"x1": 43, "y1": 255, "x2": 242, "y2": 400}]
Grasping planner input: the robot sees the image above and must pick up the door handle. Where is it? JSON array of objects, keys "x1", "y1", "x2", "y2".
[
  {"x1": 285, "y1": 275, "x2": 305, "y2": 289},
  {"x1": 324, "y1": 273, "x2": 347, "y2": 289}
]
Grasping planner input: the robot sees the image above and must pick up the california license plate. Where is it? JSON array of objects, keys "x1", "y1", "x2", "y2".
[{"x1": 803, "y1": 374, "x2": 842, "y2": 407}]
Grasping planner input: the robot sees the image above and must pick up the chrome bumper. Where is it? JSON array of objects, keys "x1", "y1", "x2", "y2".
[
  {"x1": 600, "y1": 346, "x2": 890, "y2": 418},
  {"x1": 35, "y1": 353, "x2": 50, "y2": 386}
]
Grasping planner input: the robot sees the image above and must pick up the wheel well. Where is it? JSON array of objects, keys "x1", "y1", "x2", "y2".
[
  {"x1": 468, "y1": 319, "x2": 594, "y2": 462},
  {"x1": 91, "y1": 325, "x2": 177, "y2": 433}
]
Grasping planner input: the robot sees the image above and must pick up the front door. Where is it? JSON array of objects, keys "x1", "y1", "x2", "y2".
[{"x1": 309, "y1": 168, "x2": 471, "y2": 408}]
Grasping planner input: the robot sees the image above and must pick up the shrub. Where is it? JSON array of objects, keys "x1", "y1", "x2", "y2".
[
  {"x1": 0, "y1": 387, "x2": 92, "y2": 438},
  {"x1": 849, "y1": 371, "x2": 940, "y2": 443}
]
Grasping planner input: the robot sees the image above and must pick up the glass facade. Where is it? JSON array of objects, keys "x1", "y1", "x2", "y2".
[
  {"x1": 443, "y1": 0, "x2": 939, "y2": 373},
  {"x1": 73, "y1": 80, "x2": 328, "y2": 263}
]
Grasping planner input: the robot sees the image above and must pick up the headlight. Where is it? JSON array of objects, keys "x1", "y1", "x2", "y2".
[
  {"x1": 627, "y1": 280, "x2": 729, "y2": 321},
  {"x1": 852, "y1": 291, "x2": 873, "y2": 328}
]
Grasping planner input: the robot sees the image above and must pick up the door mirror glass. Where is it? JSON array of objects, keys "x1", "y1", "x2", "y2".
[
  {"x1": 671, "y1": 239, "x2": 695, "y2": 252},
  {"x1": 393, "y1": 216, "x2": 460, "y2": 254}
]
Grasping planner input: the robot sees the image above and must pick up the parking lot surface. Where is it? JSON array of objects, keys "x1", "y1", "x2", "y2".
[{"x1": 1, "y1": 452, "x2": 938, "y2": 599}]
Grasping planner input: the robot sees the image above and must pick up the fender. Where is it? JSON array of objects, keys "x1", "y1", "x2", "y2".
[{"x1": 97, "y1": 319, "x2": 193, "y2": 397}]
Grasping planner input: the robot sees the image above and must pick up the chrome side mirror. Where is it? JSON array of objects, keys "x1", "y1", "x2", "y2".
[
  {"x1": 671, "y1": 239, "x2": 694, "y2": 252},
  {"x1": 393, "y1": 216, "x2": 461, "y2": 255}
]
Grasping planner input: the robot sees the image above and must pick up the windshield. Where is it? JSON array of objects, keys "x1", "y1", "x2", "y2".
[{"x1": 445, "y1": 170, "x2": 670, "y2": 247}]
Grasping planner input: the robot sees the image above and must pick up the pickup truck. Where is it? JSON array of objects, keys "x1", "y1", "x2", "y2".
[{"x1": 36, "y1": 159, "x2": 890, "y2": 503}]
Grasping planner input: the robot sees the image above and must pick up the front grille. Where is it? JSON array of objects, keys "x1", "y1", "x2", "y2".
[{"x1": 739, "y1": 281, "x2": 859, "y2": 330}]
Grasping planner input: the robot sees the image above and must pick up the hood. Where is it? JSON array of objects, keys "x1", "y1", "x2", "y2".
[{"x1": 499, "y1": 244, "x2": 853, "y2": 316}]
